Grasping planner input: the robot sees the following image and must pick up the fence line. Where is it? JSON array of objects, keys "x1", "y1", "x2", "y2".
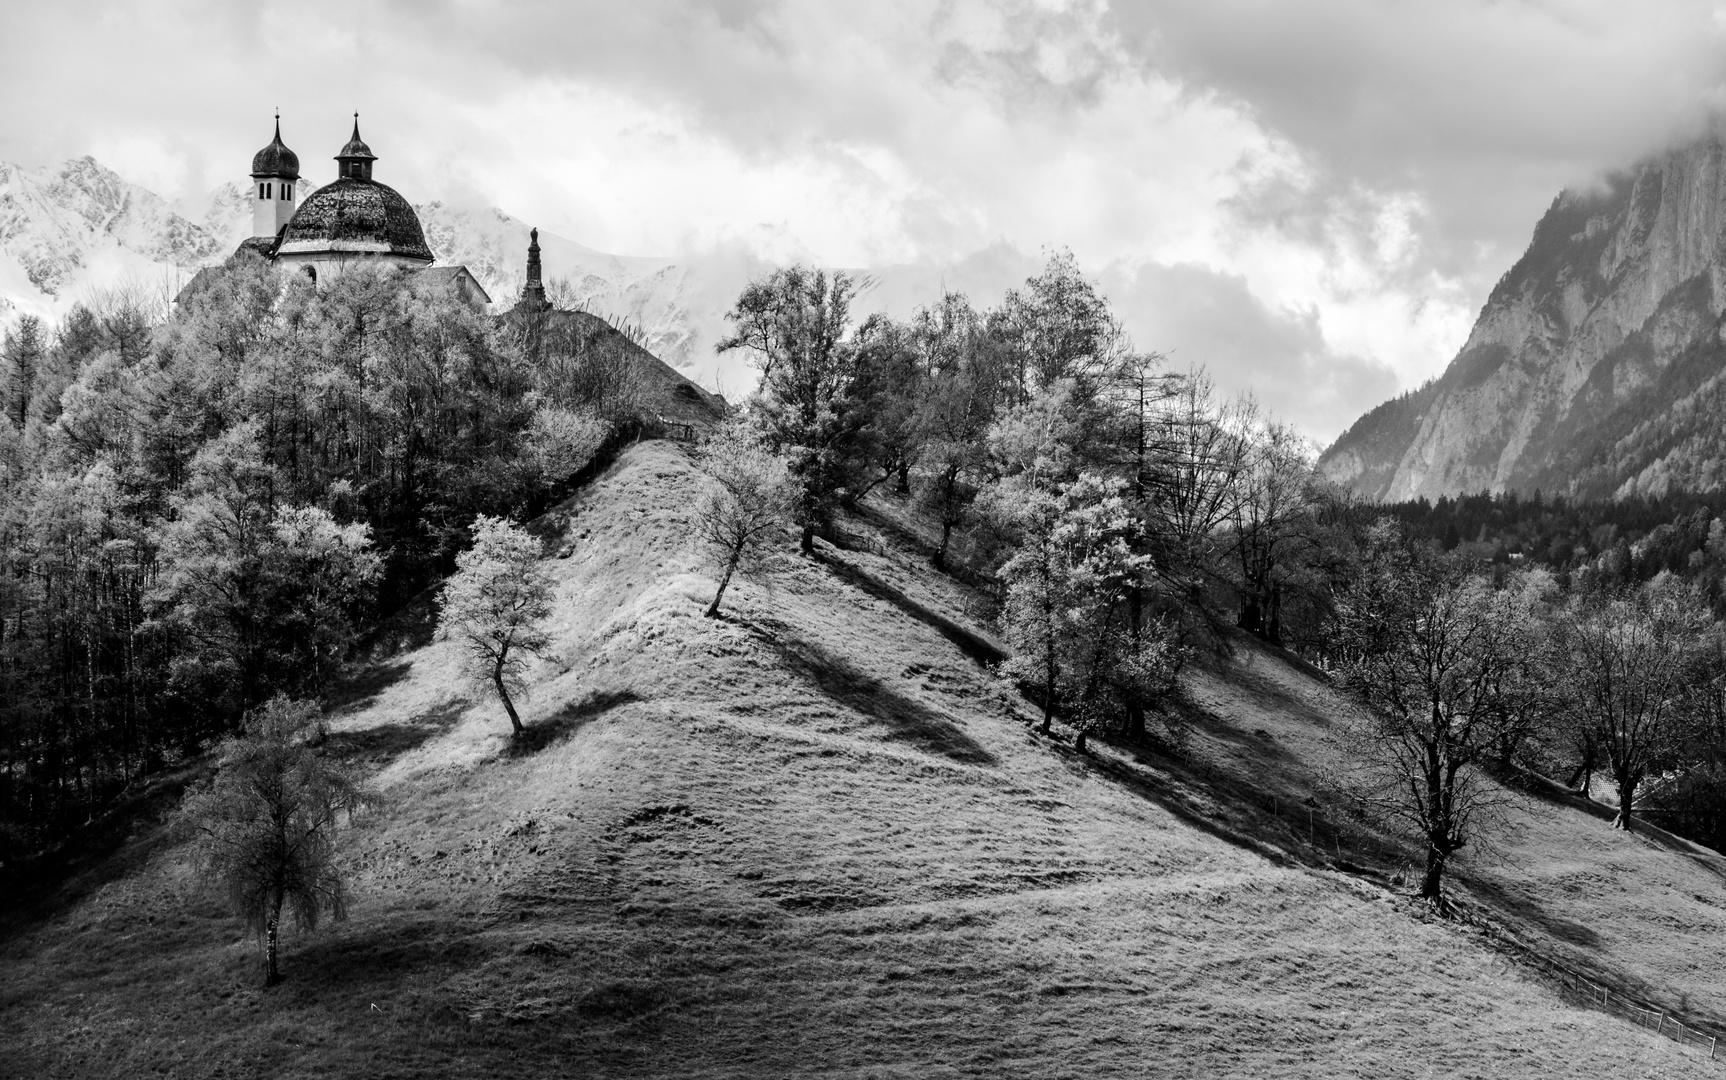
[{"x1": 1257, "y1": 792, "x2": 1724, "y2": 1065}]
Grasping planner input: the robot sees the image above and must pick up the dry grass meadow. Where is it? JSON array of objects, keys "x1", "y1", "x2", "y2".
[{"x1": 3, "y1": 439, "x2": 1724, "y2": 1078}]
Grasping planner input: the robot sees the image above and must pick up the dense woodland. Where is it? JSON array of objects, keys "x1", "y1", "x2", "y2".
[
  {"x1": 12, "y1": 248, "x2": 1726, "y2": 913},
  {"x1": 0, "y1": 256, "x2": 640, "y2": 861},
  {"x1": 1384, "y1": 488, "x2": 1726, "y2": 605}
]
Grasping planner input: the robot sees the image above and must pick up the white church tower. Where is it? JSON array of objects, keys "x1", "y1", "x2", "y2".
[{"x1": 249, "y1": 114, "x2": 300, "y2": 239}]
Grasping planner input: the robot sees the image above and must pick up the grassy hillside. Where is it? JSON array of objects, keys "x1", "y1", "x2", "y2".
[{"x1": 3, "y1": 440, "x2": 1722, "y2": 1078}]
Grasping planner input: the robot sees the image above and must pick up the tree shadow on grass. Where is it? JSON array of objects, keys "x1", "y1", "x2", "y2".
[
  {"x1": 1458, "y1": 873, "x2": 1602, "y2": 950},
  {"x1": 741, "y1": 617, "x2": 997, "y2": 767},
  {"x1": 323, "y1": 699, "x2": 470, "y2": 771},
  {"x1": 813, "y1": 548, "x2": 1006, "y2": 667},
  {"x1": 323, "y1": 659, "x2": 417, "y2": 713},
  {"x1": 846, "y1": 502, "x2": 996, "y2": 591},
  {"x1": 281, "y1": 915, "x2": 492, "y2": 996},
  {"x1": 507, "y1": 689, "x2": 644, "y2": 757}
]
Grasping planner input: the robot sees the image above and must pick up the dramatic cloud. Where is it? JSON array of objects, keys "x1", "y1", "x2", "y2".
[{"x1": 2, "y1": 1, "x2": 1722, "y2": 441}]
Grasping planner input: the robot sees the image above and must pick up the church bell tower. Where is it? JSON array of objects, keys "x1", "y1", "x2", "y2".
[{"x1": 250, "y1": 113, "x2": 300, "y2": 239}]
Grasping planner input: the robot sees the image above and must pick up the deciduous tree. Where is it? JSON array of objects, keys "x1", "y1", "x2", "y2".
[
  {"x1": 177, "y1": 696, "x2": 372, "y2": 986},
  {"x1": 717, "y1": 266, "x2": 866, "y2": 554},
  {"x1": 1558, "y1": 575, "x2": 1712, "y2": 829},
  {"x1": 437, "y1": 516, "x2": 554, "y2": 736},
  {"x1": 1334, "y1": 526, "x2": 1548, "y2": 902},
  {"x1": 695, "y1": 424, "x2": 794, "y2": 618}
]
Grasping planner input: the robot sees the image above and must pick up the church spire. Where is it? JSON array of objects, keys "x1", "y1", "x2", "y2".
[
  {"x1": 518, "y1": 228, "x2": 551, "y2": 312},
  {"x1": 335, "y1": 113, "x2": 377, "y2": 180}
]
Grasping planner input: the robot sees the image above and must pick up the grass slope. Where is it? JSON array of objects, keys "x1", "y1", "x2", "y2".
[{"x1": 1, "y1": 440, "x2": 1719, "y2": 1078}]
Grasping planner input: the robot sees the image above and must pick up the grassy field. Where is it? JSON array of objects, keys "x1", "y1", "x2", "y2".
[{"x1": 2, "y1": 440, "x2": 1721, "y2": 1078}]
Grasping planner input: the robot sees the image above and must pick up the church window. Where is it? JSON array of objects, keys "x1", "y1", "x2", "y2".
[
  {"x1": 258, "y1": 183, "x2": 266, "y2": 199},
  {"x1": 283, "y1": 183, "x2": 293, "y2": 201}
]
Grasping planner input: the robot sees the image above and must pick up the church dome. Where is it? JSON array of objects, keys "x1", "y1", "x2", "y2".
[
  {"x1": 250, "y1": 117, "x2": 299, "y2": 179},
  {"x1": 278, "y1": 178, "x2": 434, "y2": 262}
]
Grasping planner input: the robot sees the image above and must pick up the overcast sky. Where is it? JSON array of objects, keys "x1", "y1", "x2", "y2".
[{"x1": 4, "y1": 0, "x2": 1726, "y2": 444}]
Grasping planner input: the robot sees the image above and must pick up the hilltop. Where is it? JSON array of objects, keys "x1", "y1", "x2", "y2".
[
  {"x1": 0, "y1": 156, "x2": 707, "y2": 371},
  {"x1": 3, "y1": 439, "x2": 1724, "y2": 1077},
  {"x1": 1321, "y1": 132, "x2": 1726, "y2": 502}
]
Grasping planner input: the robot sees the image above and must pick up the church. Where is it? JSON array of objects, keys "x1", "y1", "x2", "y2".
[{"x1": 194, "y1": 114, "x2": 494, "y2": 306}]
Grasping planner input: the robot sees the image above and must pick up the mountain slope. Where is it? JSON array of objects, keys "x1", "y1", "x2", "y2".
[
  {"x1": 0, "y1": 157, "x2": 228, "y2": 317},
  {"x1": 3, "y1": 440, "x2": 1722, "y2": 1077},
  {"x1": 1321, "y1": 134, "x2": 1726, "y2": 502}
]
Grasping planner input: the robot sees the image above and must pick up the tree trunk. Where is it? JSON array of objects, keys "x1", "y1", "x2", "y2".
[
  {"x1": 264, "y1": 893, "x2": 283, "y2": 986},
  {"x1": 1614, "y1": 774, "x2": 1638, "y2": 830},
  {"x1": 1568, "y1": 737, "x2": 1597, "y2": 799},
  {"x1": 896, "y1": 462, "x2": 910, "y2": 494},
  {"x1": 706, "y1": 548, "x2": 741, "y2": 618},
  {"x1": 800, "y1": 522, "x2": 815, "y2": 555},
  {"x1": 1075, "y1": 728, "x2": 1088, "y2": 753},
  {"x1": 1237, "y1": 598, "x2": 1262, "y2": 636},
  {"x1": 934, "y1": 521, "x2": 952, "y2": 571},
  {"x1": 1124, "y1": 703, "x2": 1146, "y2": 742},
  {"x1": 493, "y1": 667, "x2": 524, "y2": 735},
  {"x1": 1041, "y1": 670, "x2": 1055, "y2": 735},
  {"x1": 1419, "y1": 845, "x2": 1446, "y2": 902}
]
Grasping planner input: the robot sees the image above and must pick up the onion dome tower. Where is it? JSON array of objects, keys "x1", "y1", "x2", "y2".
[
  {"x1": 250, "y1": 113, "x2": 300, "y2": 240},
  {"x1": 517, "y1": 228, "x2": 551, "y2": 312},
  {"x1": 334, "y1": 116, "x2": 377, "y2": 180},
  {"x1": 273, "y1": 114, "x2": 434, "y2": 278}
]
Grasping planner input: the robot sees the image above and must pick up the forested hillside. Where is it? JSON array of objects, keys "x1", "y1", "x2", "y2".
[{"x1": 0, "y1": 255, "x2": 703, "y2": 859}]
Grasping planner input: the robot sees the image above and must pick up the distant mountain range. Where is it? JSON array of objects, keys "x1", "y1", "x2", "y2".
[
  {"x1": 1320, "y1": 134, "x2": 1726, "y2": 503},
  {"x1": 0, "y1": 155, "x2": 720, "y2": 374}
]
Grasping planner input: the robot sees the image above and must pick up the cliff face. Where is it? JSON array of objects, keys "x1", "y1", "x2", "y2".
[{"x1": 1320, "y1": 135, "x2": 1726, "y2": 502}]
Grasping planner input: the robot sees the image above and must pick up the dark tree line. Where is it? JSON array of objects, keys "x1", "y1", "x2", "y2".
[{"x1": 0, "y1": 255, "x2": 643, "y2": 859}]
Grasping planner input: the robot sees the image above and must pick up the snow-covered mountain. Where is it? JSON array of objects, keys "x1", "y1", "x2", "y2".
[
  {"x1": 0, "y1": 156, "x2": 716, "y2": 374},
  {"x1": 0, "y1": 157, "x2": 231, "y2": 319}
]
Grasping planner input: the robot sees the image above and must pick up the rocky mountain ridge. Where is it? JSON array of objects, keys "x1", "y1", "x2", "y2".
[{"x1": 1320, "y1": 134, "x2": 1726, "y2": 502}]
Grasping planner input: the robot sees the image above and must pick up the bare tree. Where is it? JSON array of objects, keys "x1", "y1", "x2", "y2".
[
  {"x1": 1142, "y1": 369, "x2": 1249, "y2": 595},
  {"x1": 1558, "y1": 576, "x2": 1712, "y2": 829},
  {"x1": 176, "y1": 697, "x2": 372, "y2": 986},
  {"x1": 1334, "y1": 526, "x2": 1548, "y2": 902},
  {"x1": 1226, "y1": 417, "x2": 1316, "y2": 643},
  {"x1": 696, "y1": 424, "x2": 794, "y2": 618},
  {"x1": 438, "y1": 516, "x2": 554, "y2": 736}
]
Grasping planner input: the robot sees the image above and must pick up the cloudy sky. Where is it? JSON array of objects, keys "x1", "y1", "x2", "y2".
[{"x1": 4, "y1": 0, "x2": 1726, "y2": 444}]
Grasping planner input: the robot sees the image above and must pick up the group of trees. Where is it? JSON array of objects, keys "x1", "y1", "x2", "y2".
[
  {"x1": 701, "y1": 253, "x2": 1336, "y2": 748},
  {"x1": 1329, "y1": 521, "x2": 1726, "y2": 900},
  {"x1": 699, "y1": 254, "x2": 1726, "y2": 904},
  {"x1": 0, "y1": 256, "x2": 638, "y2": 859}
]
